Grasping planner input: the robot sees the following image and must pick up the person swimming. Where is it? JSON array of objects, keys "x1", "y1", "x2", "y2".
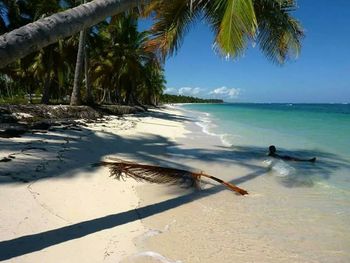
[{"x1": 268, "y1": 145, "x2": 316, "y2": 162}]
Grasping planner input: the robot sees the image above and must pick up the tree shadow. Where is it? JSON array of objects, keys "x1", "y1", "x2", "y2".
[
  {"x1": 0, "y1": 112, "x2": 349, "y2": 260},
  {"x1": 180, "y1": 144, "x2": 350, "y2": 188},
  {"x1": 1, "y1": 120, "x2": 348, "y2": 188},
  {"x1": 0, "y1": 169, "x2": 263, "y2": 261}
]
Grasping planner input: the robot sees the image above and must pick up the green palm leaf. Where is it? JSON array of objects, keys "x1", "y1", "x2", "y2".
[
  {"x1": 207, "y1": 0, "x2": 257, "y2": 58},
  {"x1": 147, "y1": 0, "x2": 201, "y2": 58},
  {"x1": 147, "y1": 0, "x2": 303, "y2": 64},
  {"x1": 254, "y1": 0, "x2": 304, "y2": 63}
]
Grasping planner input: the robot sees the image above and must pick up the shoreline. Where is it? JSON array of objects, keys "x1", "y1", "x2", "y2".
[
  {"x1": 1, "y1": 105, "x2": 349, "y2": 262},
  {"x1": 131, "y1": 105, "x2": 350, "y2": 263}
]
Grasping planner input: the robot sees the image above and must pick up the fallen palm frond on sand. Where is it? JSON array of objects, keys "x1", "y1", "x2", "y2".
[{"x1": 96, "y1": 158, "x2": 248, "y2": 196}]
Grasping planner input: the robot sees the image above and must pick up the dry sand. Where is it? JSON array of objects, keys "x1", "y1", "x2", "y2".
[
  {"x1": 125, "y1": 107, "x2": 350, "y2": 263},
  {"x1": 1, "y1": 106, "x2": 349, "y2": 263},
  {"x1": 0, "y1": 107, "x2": 189, "y2": 262}
]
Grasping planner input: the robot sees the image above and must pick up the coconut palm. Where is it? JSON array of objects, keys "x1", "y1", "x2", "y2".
[
  {"x1": 89, "y1": 13, "x2": 160, "y2": 105},
  {"x1": 0, "y1": 0, "x2": 146, "y2": 68},
  {"x1": 0, "y1": 39, "x2": 77, "y2": 104},
  {"x1": 140, "y1": 62, "x2": 166, "y2": 106},
  {"x1": 0, "y1": 0, "x2": 303, "y2": 69},
  {"x1": 84, "y1": 29, "x2": 94, "y2": 105},
  {"x1": 71, "y1": 0, "x2": 88, "y2": 106},
  {"x1": 0, "y1": 0, "x2": 77, "y2": 104},
  {"x1": 146, "y1": 0, "x2": 303, "y2": 63}
]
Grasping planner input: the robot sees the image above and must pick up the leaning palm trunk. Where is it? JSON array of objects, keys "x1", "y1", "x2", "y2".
[
  {"x1": 98, "y1": 158, "x2": 248, "y2": 195},
  {"x1": 0, "y1": 0, "x2": 149, "y2": 69}
]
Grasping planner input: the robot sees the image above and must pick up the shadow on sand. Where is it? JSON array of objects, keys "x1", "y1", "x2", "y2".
[{"x1": 0, "y1": 112, "x2": 349, "y2": 260}]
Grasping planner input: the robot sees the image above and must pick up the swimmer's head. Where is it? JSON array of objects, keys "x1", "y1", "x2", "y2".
[{"x1": 269, "y1": 145, "x2": 276, "y2": 154}]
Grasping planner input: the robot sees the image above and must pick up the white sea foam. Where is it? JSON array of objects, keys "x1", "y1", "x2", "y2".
[
  {"x1": 131, "y1": 251, "x2": 182, "y2": 263},
  {"x1": 195, "y1": 120, "x2": 218, "y2": 137},
  {"x1": 193, "y1": 111, "x2": 243, "y2": 148},
  {"x1": 264, "y1": 159, "x2": 295, "y2": 177},
  {"x1": 194, "y1": 111, "x2": 218, "y2": 137},
  {"x1": 220, "y1": 133, "x2": 242, "y2": 147}
]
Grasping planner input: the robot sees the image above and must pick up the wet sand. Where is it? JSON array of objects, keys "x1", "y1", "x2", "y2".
[
  {"x1": 1, "y1": 106, "x2": 349, "y2": 262},
  {"x1": 128, "y1": 107, "x2": 350, "y2": 263}
]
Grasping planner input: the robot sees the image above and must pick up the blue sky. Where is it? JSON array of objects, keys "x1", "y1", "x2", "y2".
[{"x1": 141, "y1": 0, "x2": 350, "y2": 103}]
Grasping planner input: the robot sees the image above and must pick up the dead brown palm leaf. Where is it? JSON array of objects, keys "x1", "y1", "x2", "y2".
[{"x1": 96, "y1": 158, "x2": 248, "y2": 195}]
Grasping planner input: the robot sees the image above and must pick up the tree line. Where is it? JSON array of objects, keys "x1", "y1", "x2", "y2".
[
  {"x1": 160, "y1": 94, "x2": 223, "y2": 104},
  {"x1": 0, "y1": 0, "x2": 165, "y2": 106},
  {"x1": 0, "y1": 0, "x2": 303, "y2": 107}
]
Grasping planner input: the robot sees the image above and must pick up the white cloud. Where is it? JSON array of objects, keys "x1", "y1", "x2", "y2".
[
  {"x1": 192, "y1": 87, "x2": 201, "y2": 95},
  {"x1": 165, "y1": 86, "x2": 241, "y2": 100},
  {"x1": 178, "y1": 87, "x2": 192, "y2": 95},
  {"x1": 164, "y1": 87, "x2": 177, "y2": 94},
  {"x1": 209, "y1": 86, "x2": 241, "y2": 98},
  {"x1": 166, "y1": 87, "x2": 202, "y2": 96},
  {"x1": 178, "y1": 87, "x2": 202, "y2": 96}
]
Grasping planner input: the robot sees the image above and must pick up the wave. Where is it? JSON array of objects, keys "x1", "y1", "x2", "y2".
[{"x1": 191, "y1": 110, "x2": 243, "y2": 148}]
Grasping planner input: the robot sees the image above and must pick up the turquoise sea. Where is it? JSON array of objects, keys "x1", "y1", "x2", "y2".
[
  {"x1": 135, "y1": 103, "x2": 350, "y2": 262},
  {"x1": 183, "y1": 103, "x2": 350, "y2": 157},
  {"x1": 182, "y1": 102, "x2": 350, "y2": 199},
  {"x1": 176, "y1": 103, "x2": 350, "y2": 261}
]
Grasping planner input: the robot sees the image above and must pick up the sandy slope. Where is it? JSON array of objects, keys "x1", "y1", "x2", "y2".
[{"x1": 0, "y1": 107, "x2": 188, "y2": 262}]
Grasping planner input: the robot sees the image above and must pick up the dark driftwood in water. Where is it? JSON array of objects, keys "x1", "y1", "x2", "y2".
[{"x1": 97, "y1": 158, "x2": 248, "y2": 196}]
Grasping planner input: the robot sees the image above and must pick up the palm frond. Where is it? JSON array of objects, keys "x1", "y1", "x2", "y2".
[
  {"x1": 205, "y1": 0, "x2": 257, "y2": 58},
  {"x1": 254, "y1": 0, "x2": 304, "y2": 63},
  {"x1": 146, "y1": 0, "x2": 201, "y2": 59},
  {"x1": 145, "y1": 0, "x2": 303, "y2": 64},
  {"x1": 97, "y1": 158, "x2": 248, "y2": 195}
]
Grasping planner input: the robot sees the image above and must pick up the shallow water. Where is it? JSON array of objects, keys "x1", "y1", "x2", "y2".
[
  {"x1": 133, "y1": 104, "x2": 350, "y2": 262},
  {"x1": 183, "y1": 103, "x2": 350, "y2": 193}
]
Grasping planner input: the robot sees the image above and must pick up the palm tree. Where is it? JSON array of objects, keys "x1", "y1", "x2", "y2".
[
  {"x1": 0, "y1": 0, "x2": 303, "y2": 69},
  {"x1": 0, "y1": 0, "x2": 76, "y2": 104},
  {"x1": 84, "y1": 31, "x2": 94, "y2": 105},
  {"x1": 139, "y1": 61, "x2": 166, "y2": 106},
  {"x1": 0, "y1": 0, "x2": 148, "y2": 68},
  {"x1": 70, "y1": 26, "x2": 86, "y2": 105},
  {"x1": 146, "y1": 0, "x2": 303, "y2": 63},
  {"x1": 71, "y1": 0, "x2": 88, "y2": 106},
  {"x1": 89, "y1": 14, "x2": 156, "y2": 105}
]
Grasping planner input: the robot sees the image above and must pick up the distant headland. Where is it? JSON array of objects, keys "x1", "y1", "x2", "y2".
[{"x1": 160, "y1": 94, "x2": 224, "y2": 104}]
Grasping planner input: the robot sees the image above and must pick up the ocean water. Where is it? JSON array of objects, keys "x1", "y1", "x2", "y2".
[
  {"x1": 134, "y1": 104, "x2": 350, "y2": 262},
  {"x1": 182, "y1": 103, "x2": 350, "y2": 189},
  {"x1": 160, "y1": 103, "x2": 350, "y2": 261},
  {"x1": 182, "y1": 103, "x2": 350, "y2": 157}
]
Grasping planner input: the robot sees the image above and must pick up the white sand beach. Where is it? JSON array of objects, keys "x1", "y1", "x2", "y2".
[
  {"x1": 1, "y1": 106, "x2": 349, "y2": 263},
  {"x1": 0, "y1": 107, "x2": 188, "y2": 262}
]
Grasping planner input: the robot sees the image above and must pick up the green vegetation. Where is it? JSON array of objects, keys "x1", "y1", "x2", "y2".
[
  {"x1": 160, "y1": 94, "x2": 223, "y2": 104},
  {"x1": 0, "y1": 2, "x2": 165, "y2": 106},
  {"x1": 0, "y1": 0, "x2": 303, "y2": 107}
]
